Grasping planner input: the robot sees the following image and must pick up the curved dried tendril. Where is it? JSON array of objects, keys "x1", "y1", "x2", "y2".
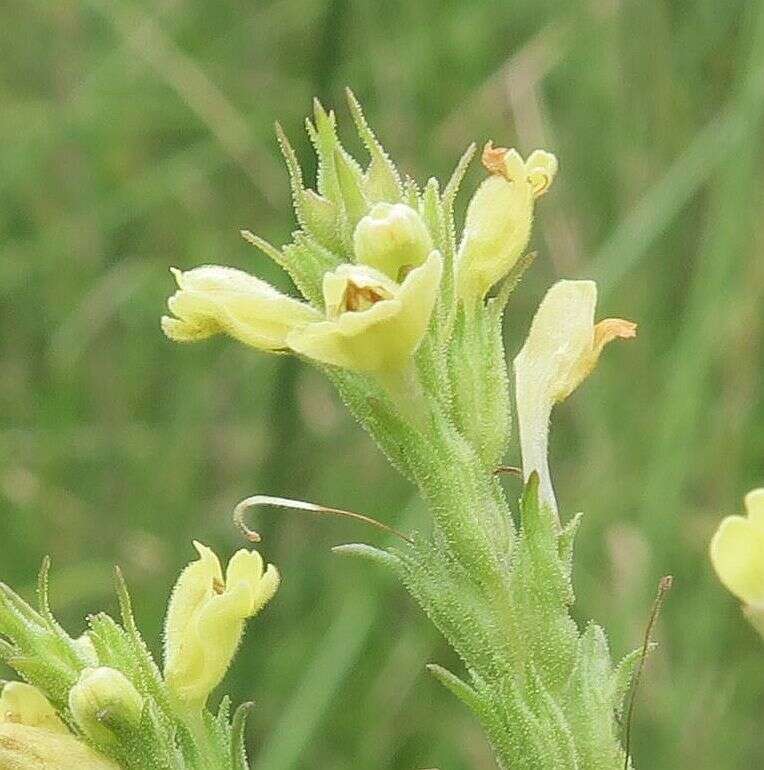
[{"x1": 233, "y1": 495, "x2": 414, "y2": 545}]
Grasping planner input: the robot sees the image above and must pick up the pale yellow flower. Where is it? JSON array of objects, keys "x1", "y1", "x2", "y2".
[
  {"x1": 710, "y1": 489, "x2": 764, "y2": 607},
  {"x1": 353, "y1": 202, "x2": 433, "y2": 280},
  {"x1": 287, "y1": 251, "x2": 442, "y2": 373},
  {"x1": 455, "y1": 142, "x2": 557, "y2": 301},
  {"x1": 164, "y1": 542, "x2": 279, "y2": 706},
  {"x1": 514, "y1": 280, "x2": 636, "y2": 512},
  {"x1": 0, "y1": 723, "x2": 119, "y2": 770},
  {"x1": 161, "y1": 265, "x2": 321, "y2": 349},
  {"x1": 0, "y1": 682, "x2": 67, "y2": 734},
  {"x1": 69, "y1": 667, "x2": 143, "y2": 746}
]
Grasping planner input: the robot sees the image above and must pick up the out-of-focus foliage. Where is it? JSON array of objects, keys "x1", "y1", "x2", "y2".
[{"x1": 1, "y1": 1, "x2": 763, "y2": 768}]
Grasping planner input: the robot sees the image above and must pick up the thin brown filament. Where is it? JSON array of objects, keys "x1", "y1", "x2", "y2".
[
  {"x1": 233, "y1": 494, "x2": 414, "y2": 545},
  {"x1": 624, "y1": 575, "x2": 673, "y2": 770},
  {"x1": 493, "y1": 465, "x2": 523, "y2": 477}
]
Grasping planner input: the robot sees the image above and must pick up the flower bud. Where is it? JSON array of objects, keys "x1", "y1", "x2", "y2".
[
  {"x1": 287, "y1": 252, "x2": 443, "y2": 374},
  {"x1": 0, "y1": 682, "x2": 67, "y2": 734},
  {"x1": 710, "y1": 489, "x2": 764, "y2": 610},
  {"x1": 353, "y1": 203, "x2": 433, "y2": 281},
  {"x1": 68, "y1": 667, "x2": 143, "y2": 745},
  {"x1": 514, "y1": 280, "x2": 636, "y2": 513},
  {"x1": 161, "y1": 265, "x2": 321, "y2": 349},
  {"x1": 0, "y1": 723, "x2": 119, "y2": 770},
  {"x1": 164, "y1": 542, "x2": 279, "y2": 706},
  {"x1": 455, "y1": 143, "x2": 557, "y2": 300}
]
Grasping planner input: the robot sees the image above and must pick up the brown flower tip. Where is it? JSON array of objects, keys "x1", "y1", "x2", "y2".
[
  {"x1": 593, "y1": 318, "x2": 638, "y2": 353},
  {"x1": 481, "y1": 141, "x2": 509, "y2": 176}
]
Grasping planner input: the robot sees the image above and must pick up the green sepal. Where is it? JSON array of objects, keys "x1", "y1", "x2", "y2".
[
  {"x1": 442, "y1": 143, "x2": 476, "y2": 273},
  {"x1": 114, "y1": 568, "x2": 172, "y2": 718},
  {"x1": 307, "y1": 100, "x2": 364, "y2": 210},
  {"x1": 110, "y1": 695, "x2": 185, "y2": 770},
  {"x1": 559, "y1": 623, "x2": 630, "y2": 770},
  {"x1": 345, "y1": 88, "x2": 403, "y2": 203},
  {"x1": 37, "y1": 557, "x2": 91, "y2": 668},
  {"x1": 0, "y1": 578, "x2": 83, "y2": 709},
  {"x1": 331, "y1": 543, "x2": 403, "y2": 572},
  {"x1": 402, "y1": 177, "x2": 421, "y2": 209},
  {"x1": 447, "y1": 303, "x2": 511, "y2": 469},
  {"x1": 242, "y1": 230, "x2": 339, "y2": 309},
  {"x1": 275, "y1": 122, "x2": 340, "y2": 252},
  {"x1": 611, "y1": 646, "x2": 647, "y2": 720},
  {"x1": 0, "y1": 581, "x2": 47, "y2": 642},
  {"x1": 231, "y1": 701, "x2": 254, "y2": 770},
  {"x1": 426, "y1": 663, "x2": 483, "y2": 714},
  {"x1": 420, "y1": 177, "x2": 454, "y2": 320},
  {"x1": 443, "y1": 143, "x2": 476, "y2": 211},
  {"x1": 558, "y1": 512, "x2": 583, "y2": 572},
  {"x1": 510, "y1": 474, "x2": 578, "y2": 686},
  {"x1": 325, "y1": 367, "x2": 427, "y2": 483},
  {"x1": 333, "y1": 145, "x2": 369, "y2": 242},
  {"x1": 5, "y1": 653, "x2": 78, "y2": 711},
  {"x1": 305, "y1": 101, "x2": 340, "y2": 204},
  {"x1": 399, "y1": 534, "x2": 512, "y2": 681},
  {"x1": 487, "y1": 250, "x2": 537, "y2": 321}
]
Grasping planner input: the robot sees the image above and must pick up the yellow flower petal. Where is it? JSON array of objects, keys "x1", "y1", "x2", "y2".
[
  {"x1": 710, "y1": 514, "x2": 764, "y2": 605},
  {"x1": 745, "y1": 488, "x2": 764, "y2": 524},
  {"x1": 163, "y1": 542, "x2": 279, "y2": 706},
  {"x1": 514, "y1": 280, "x2": 636, "y2": 511},
  {"x1": 288, "y1": 251, "x2": 442, "y2": 373},
  {"x1": 455, "y1": 142, "x2": 557, "y2": 300},
  {"x1": 162, "y1": 265, "x2": 321, "y2": 350},
  {"x1": 710, "y1": 488, "x2": 764, "y2": 610},
  {"x1": 0, "y1": 683, "x2": 67, "y2": 734},
  {"x1": 0, "y1": 723, "x2": 119, "y2": 770}
]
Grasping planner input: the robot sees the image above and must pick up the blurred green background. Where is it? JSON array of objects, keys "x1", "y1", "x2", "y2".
[{"x1": 2, "y1": 0, "x2": 763, "y2": 767}]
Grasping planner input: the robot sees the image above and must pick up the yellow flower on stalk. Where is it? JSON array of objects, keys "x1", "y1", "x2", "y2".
[
  {"x1": 455, "y1": 142, "x2": 557, "y2": 301},
  {"x1": 164, "y1": 542, "x2": 279, "y2": 706},
  {"x1": 287, "y1": 251, "x2": 442, "y2": 374},
  {"x1": 710, "y1": 489, "x2": 764, "y2": 636},
  {"x1": 161, "y1": 265, "x2": 321, "y2": 348},
  {"x1": 514, "y1": 280, "x2": 636, "y2": 514},
  {"x1": 0, "y1": 723, "x2": 119, "y2": 770},
  {"x1": 162, "y1": 252, "x2": 442, "y2": 381},
  {"x1": 0, "y1": 682, "x2": 67, "y2": 735}
]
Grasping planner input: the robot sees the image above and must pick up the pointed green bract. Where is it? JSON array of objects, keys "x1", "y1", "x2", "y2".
[
  {"x1": 333, "y1": 145, "x2": 369, "y2": 239},
  {"x1": 275, "y1": 122, "x2": 340, "y2": 252},
  {"x1": 345, "y1": 88, "x2": 403, "y2": 203}
]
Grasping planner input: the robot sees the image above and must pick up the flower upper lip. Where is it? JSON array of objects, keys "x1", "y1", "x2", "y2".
[{"x1": 286, "y1": 251, "x2": 443, "y2": 373}]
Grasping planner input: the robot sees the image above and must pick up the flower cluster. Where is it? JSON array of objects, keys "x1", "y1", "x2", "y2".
[
  {"x1": 159, "y1": 93, "x2": 640, "y2": 492},
  {"x1": 0, "y1": 543, "x2": 278, "y2": 770},
  {"x1": 160, "y1": 94, "x2": 559, "y2": 389}
]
